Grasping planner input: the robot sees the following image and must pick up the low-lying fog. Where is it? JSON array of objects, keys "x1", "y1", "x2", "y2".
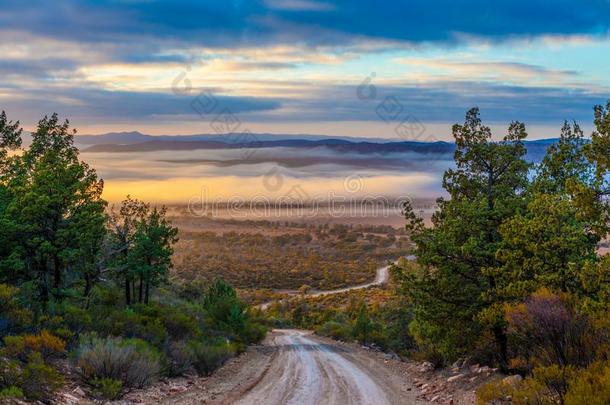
[{"x1": 82, "y1": 146, "x2": 453, "y2": 203}]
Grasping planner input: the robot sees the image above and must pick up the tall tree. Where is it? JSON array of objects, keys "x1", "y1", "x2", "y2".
[
  {"x1": 0, "y1": 114, "x2": 106, "y2": 303},
  {"x1": 533, "y1": 121, "x2": 594, "y2": 194},
  {"x1": 109, "y1": 197, "x2": 177, "y2": 305},
  {"x1": 108, "y1": 196, "x2": 149, "y2": 305},
  {"x1": 0, "y1": 111, "x2": 24, "y2": 279},
  {"x1": 129, "y1": 206, "x2": 178, "y2": 304},
  {"x1": 396, "y1": 108, "x2": 530, "y2": 366},
  {"x1": 491, "y1": 120, "x2": 606, "y2": 301},
  {"x1": 586, "y1": 101, "x2": 610, "y2": 187}
]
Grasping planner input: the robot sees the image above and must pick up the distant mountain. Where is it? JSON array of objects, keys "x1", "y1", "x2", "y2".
[
  {"x1": 75, "y1": 131, "x2": 152, "y2": 145},
  {"x1": 75, "y1": 131, "x2": 397, "y2": 145},
  {"x1": 80, "y1": 132, "x2": 558, "y2": 162},
  {"x1": 83, "y1": 138, "x2": 456, "y2": 155}
]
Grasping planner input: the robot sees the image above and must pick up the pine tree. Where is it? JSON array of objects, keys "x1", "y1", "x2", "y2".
[{"x1": 397, "y1": 108, "x2": 530, "y2": 366}]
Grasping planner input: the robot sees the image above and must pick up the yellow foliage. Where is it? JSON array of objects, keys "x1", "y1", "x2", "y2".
[{"x1": 2, "y1": 330, "x2": 66, "y2": 361}]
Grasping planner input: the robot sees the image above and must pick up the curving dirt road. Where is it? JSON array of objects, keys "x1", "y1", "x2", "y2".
[
  {"x1": 257, "y1": 255, "x2": 416, "y2": 310},
  {"x1": 162, "y1": 329, "x2": 428, "y2": 405}
]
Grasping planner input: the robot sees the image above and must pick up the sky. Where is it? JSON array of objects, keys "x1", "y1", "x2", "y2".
[{"x1": 1, "y1": 0, "x2": 610, "y2": 141}]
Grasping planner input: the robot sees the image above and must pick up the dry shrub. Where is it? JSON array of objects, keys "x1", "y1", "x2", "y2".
[
  {"x1": 505, "y1": 289, "x2": 600, "y2": 370},
  {"x1": 2, "y1": 330, "x2": 65, "y2": 362},
  {"x1": 76, "y1": 336, "x2": 160, "y2": 389}
]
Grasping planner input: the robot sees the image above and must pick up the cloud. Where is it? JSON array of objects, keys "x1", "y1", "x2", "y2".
[
  {"x1": 0, "y1": 88, "x2": 281, "y2": 122},
  {"x1": 396, "y1": 59, "x2": 581, "y2": 87},
  {"x1": 241, "y1": 81, "x2": 609, "y2": 124},
  {"x1": 1, "y1": 0, "x2": 609, "y2": 53},
  {"x1": 0, "y1": 1, "x2": 609, "y2": 133},
  {"x1": 264, "y1": 0, "x2": 336, "y2": 12}
]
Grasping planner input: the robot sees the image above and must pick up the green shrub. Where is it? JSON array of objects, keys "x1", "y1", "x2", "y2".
[
  {"x1": 20, "y1": 352, "x2": 64, "y2": 401},
  {"x1": 159, "y1": 308, "x2": 198, "y2": 340},
  {"x1": 0, "y1": 357, "x2": 21, "y2": 387},
  {"x1": 0, "y1": 284, "x2": 32, "y2": 335},
  {"x1": 100, "y1": 309, "x2": 168, "y2": 347},
  {"x1": 564, "y1": 361, "x2": 610, "y2": 405},
  {"x1": 242, "y1": 322, "x2": 267, "y2": 344},
  {"x1": 188, "y1": 341, "x2": 235, "y2": 376},
  {"x1": 0, "y1": 386, "x2": 24, "y2": 399},
  {"x1": 76, "y1": 336, "x2": 160, "y2": 388},
  {"x1": 317, "y1": 320, "x2": 352, "y2": 341},
  {"x1": 92, "y1": 377, "x2": 123, "y2": 400}
]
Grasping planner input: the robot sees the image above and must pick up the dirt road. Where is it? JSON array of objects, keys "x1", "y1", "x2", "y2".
[
  {"x1": 257, "y1": 255, "x2": 416, "y2": 310},
  {"x1": 162, "y1": 329, "x2": 427, "y2": 405}
]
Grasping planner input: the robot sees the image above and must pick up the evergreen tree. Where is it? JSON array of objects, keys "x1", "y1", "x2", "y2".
[
  {"x1": 129, "y1": 206, "x2": 178, "y2": 304},
  {"x1": 491, "y1": 120, "x2": 607, "y2": 301},
  {"x1": 352, "y1": 302, "x2": 372, "y2": 344},
  {"x1": 398, "y1": 108, "x2": 530, "y2": 366},
  {"x1": 108, "y1": 197, "x2": 177, "y2": 305},
  {"x1": 0, "y1": 114, "x2": 106, "y2": 303}
]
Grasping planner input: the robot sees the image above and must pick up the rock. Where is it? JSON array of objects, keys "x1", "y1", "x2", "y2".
[
  {"x1": 469, "y1": 363, "x2": 480, "y2": 373},
  {"x1": 419, "y1": 361, "x2": 435, "y2": 372},
  {"x1": 72, "y1": 386, "x2": 86, "y2": 397},
  {"x1": 56, "y1": 393, "x2": 81, "y2": 405},
  {"x1": 383, "y1": 351, "x2": 400, "y2": 360},
  {"x1": 431, "y1": 395, "x2": 441, "y2": 401},
  {"x1": 503, "y1": 375, "x2": 523, "y2": 387},
  {"x1": 477, "y1": 366, "x2": 490, "y2": 374},
  {"x1": 447, "y1": 373, "x2": 465, "y2": 383}
]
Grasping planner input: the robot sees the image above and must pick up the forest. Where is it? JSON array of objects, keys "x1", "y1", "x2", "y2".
[{"x1": 0, "y1": 113, "x2": 266, "y2": 401}]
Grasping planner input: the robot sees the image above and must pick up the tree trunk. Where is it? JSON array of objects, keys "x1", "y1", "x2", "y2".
[
  {"x1": 145, "y1": 279, "x2": 150, "y2": 305},
  {"x1": 53, "y1": 256, "x2": 61, "y2": 291},
  {"x1": 125, "y1": 274, "x2": 131, "y2": 305},
  {"x1": 40, "y1": 269, "x2": 49, "y2": 305},
  {"x1": 84, "y1": 274, "x2": 92, "y2": 297},
  {"x1": 138, "y1": 274, "x2": 143, "y2": 303},
  {"x1": 493, "y1": 325, "x2": 508, "y2": 371}
]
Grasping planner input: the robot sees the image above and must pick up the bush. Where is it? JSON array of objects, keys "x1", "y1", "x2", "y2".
[
  {"x1": 2, "y1": 330, "x2": 65, "y2": 362},
  {"x1": 159, "y1": 308, "x2": 198, "y2": 340},
  {"x1": 188, "y1": 341, "x2": 235, "y2": 376},
  {"x1": 564, "y1": 361, "x2": 610, "y2": 405},
  {"x1": 0, "y1": 386, "x2": 24, "y2": 399},
  {"x1": 317, "y1": 320, "x2": 352, "y2": 341},
  {"x1": 163, "y1": 340, "x2": 192, "y2": 377},
  {"x1": 505, "y1": 290, "x2": 602, "y2": 369},
  {"x1": 92, "y1": 377, "x2": 123, "y2": 400},
  {"x1": 242, "y1": 322, "x2": 267, "y2": 344},
  {"x1": 99, "y1": 308, "x2": 168, "y2": 347},
  {"x1": 76, "y1": 336, "x2": 160, "y2": 389},
  {"x1": 19, "y1": 352, "x2": 64, "y2": 401},
  {"x1": 0, "y1": 284, "x2": 32, "y2": 336},
  {"x1": 0, "y1": 357, "x2": 21, "y2": 387}
]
